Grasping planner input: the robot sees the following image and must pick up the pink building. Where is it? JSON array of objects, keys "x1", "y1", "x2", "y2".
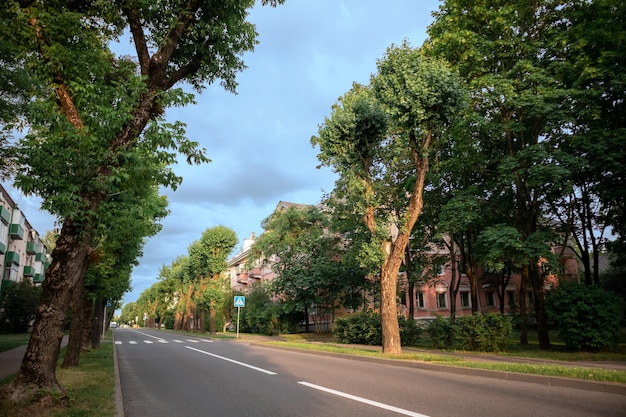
[{"x1": 400, "y1": 247, "x2": 579, "y2": 321}]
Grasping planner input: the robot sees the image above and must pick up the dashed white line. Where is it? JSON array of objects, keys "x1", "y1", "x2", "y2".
[
  {"x1": 144, "y1": 340, "x2": 153, "y2": 344},
  {"x1": 185, "y1": 346, "x2": 277, "y2": 375},
  {"x1": 115, "y1": 341, "x2": 122, "y2": 345},
  {"x1": 129, "y1": 341, "x2": 137, "y2": 344},
  {"x1": 298, "y1": 382, "x2": 430, "y2": 417}
]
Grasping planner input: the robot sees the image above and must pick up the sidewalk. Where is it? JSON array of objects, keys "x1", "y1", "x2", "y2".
[{"x1": 0, "y1": 336, "x2": 68, "y2": 380}]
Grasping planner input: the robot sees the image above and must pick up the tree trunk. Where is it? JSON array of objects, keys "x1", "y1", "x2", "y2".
[
  {"x1": 62, "y1": 276, "x2": 86, "y2": 367},
  {"x1": 9, "y1": 219, "x2": 92, "y2": 400},
  {"x1": 91, "y1": 297, "x2": 104, "y2": 350},
  {"x1": 530, "y1": 263, "x2": 551, "y2": 349},
  {"x1": 209, "y1": 301, "x2": 216, "y2": 334},
  {"x1": 81, "y1": 297, "x2": 94, "y2": 350},
  {"x1": 519, "y1": 265, "x2": 529, "y2": 345},
  {"x1": 380, "y1": 253, "x2": 401, "y2": 354}
]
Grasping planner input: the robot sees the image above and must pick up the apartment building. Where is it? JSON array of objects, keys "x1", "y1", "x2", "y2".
[{"x1": 0, "y1": 183, "x2": 50, "y2": 295}]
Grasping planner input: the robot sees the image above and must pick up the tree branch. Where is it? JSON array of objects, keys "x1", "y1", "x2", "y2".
[{"x1": 120, "y1": 0, "x2": 150, "y2": 76}]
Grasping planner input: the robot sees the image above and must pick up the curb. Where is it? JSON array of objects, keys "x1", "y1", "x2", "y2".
[
  {"x1": 113, "y1": 340, "x2": 124, "y2": 417},
  {"x1": 251, "y1": 343, "x2": 626, "y2": 397}
]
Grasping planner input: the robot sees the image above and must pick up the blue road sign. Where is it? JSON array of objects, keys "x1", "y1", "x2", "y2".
[{"x1": 234, "y1": 296, "x2": 245, "y2": 308}]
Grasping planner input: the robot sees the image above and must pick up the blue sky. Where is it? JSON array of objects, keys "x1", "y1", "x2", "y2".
[{"x1": 5, "y1": 0, "x2": 440, "y2": 305}]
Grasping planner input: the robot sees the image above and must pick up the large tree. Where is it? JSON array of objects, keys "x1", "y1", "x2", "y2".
[
  {"x1": 313, "y1": 44, "x2": 465, "y2": 354},
  {"x1": 427, "y1": 0, "x2": 575, "y2": 348},
  {"x1": 1, "y1": 0, "x2": 284, "y2": 401},
  {"x1": 188, "y1": 226, "x2": 238, "y2": 334}
]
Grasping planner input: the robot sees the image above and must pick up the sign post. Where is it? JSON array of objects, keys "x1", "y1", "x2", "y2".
[{"x1": 234, "y1": 296, "x2": 245, "y2": 339}]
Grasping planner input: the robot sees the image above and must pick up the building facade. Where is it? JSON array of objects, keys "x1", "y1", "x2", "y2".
[
  {"x1": 399, "y1": 245, "x2": 579, "y2": 321},
  {"x1": 0, "y1": 183, "x2": 50, "y2": 294}
]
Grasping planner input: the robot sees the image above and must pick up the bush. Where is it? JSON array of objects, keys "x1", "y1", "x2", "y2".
[
  {"x1": 546, "y1": 283, "x2": 624, "y2": 351},
  {"x1": 427, "y1": 316, "x2": 454, "y2": 349},
  {"x1": 455, "y1": 313, "x2": 512, "y2": 352},
  {"x1": 0, "y1": 280, "x2": 42, "y2": 333},
  {"x1": 427, "y1": 314, "x2": 512, "y2": 352},
  {"x1": 333, "y1": 311, "x2": 382, "y2": 345},
  {"x1": 333, "y1": 312, "x2": 422, "y2": 346},
  {"x1": 399, "y1": 315, "x2": 422, "y2": 346}
]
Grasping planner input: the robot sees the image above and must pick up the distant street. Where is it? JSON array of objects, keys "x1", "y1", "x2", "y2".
[{"x1": 114, "y1": 328, "x2": 626, "y2": 417}]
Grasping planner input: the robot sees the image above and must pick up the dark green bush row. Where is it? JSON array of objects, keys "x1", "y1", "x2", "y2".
[
  {"x1": 332, "y1": 311, "x2": 422, "y2": 346},
  {"x1": 545, "y1": 283, "x2": 624, "y2": 351},
  {"x1": 427, "y1": 313, "x2": 513, "y2": 352}
]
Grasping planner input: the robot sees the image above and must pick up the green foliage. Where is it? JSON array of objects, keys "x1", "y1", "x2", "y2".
[
  {"x1": 0, "y1": 280, "x2": 42, "y2": 333},
  {"x1": 426, "y1": 316, "x2": 455, "y2": 349},
  {"x1": 239, "y1": 284, "x2": 281, "y2": 336},
  {"x1": 454, "y1": 313, "x2": 513, "y2": 352},
  {"x1": 332, "y1": 312, "x2": 422, "y2": 346},
  {"x1": 546, "y1": 283, "x2": 624, "y2": 351},
  {"x1": 333, "y1": 312, "x2": 382, "y2": 345},
  {"x1": 427, "y1": 314, "x2": 513, "y2": 352},
  {"x1": 398, "y1": 315, "x2": 422, "y2": 346}
]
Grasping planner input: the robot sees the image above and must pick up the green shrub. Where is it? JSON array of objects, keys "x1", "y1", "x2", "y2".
[
  {"x1": 546, "y1": 283, "x2": 624, "y2": 351},
  {"x1": 333, "y1": 311, "x2": 382, "y2": 345},
  {"x1": 333, "y1": 312, "x2": 422, "y2": 346},
  {"x1": 454, "y1": 313, "x2": 513, "y2": 352},
  {"x1": 426, "y1": 314, "x2": 512, "y2": 352},
  {"x1": 398, "y1": 315, "x2": 422, "y2": 346},
  {"x1": 427, "y1": 316, "x2": 455, "y2": 349}
]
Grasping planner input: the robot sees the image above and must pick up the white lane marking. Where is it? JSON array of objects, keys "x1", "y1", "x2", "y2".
[
  {"x1": 298, "y1": 382, "x2": 430, "y2": 417},
  {"x1": 185, "y1": 339, "x2": 199, "y2": 343},
  {"x1": 201, "y1": 339, "x2": 214, "y2": 343},
  {"x1": 173, "y1": 340, "x2": 184, "y2": 343},
  {"x1": 129, "y1": 341, "x2": 137, "y2": 345},
  {"x1": 185, "y1": 346, "x2": 277, "y2": 375},
  {"x1": 144, "y1": 340, "x2": 153, "y2": 344},
  {"x1": 135, "y1": 331, "x2": 167, "y2": 343},
  {"x1": 158, "y1": 340, "x2": 169, "y2": 343},
  {"x1": 115, "y1": 341, "x2": 122, "y2": 345}
]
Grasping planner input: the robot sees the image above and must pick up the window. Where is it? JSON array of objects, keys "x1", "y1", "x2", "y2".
[
  {"x1": 436, "y1": 292, "x2": 447, "y2": 309},
  {"x1": 527, "y1": 291, "x2": 535, "y2": 307},
  {"x1": 485, "y1": 291, "x2": 496, "y2": 307},
  {"x1": 438, "y1": 264, "x2": 446, "y2": 276},
  {"x1": 507, "y1": 291, "x2": 515, "y2": 307},
  {"x1": 4, "y1": 264, "x2": 18, "y2": 282},
  {"x1": 460, "y1": 291, "x2": 471, "y2": 308},
  {"x1": 0, "y1": 222, "x2": 7, "y2": 246},
  {"x1": 416, "y1": 292, "x2": 425, "y2": 309}
]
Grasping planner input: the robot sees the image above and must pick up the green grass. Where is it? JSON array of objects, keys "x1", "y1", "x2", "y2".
[
  {"x1": 0, "y1": 333, "x2": 31, "y2": 353},
  {"x1": 262, "y1": 340, "x2": 626, "y2": 384},
  {"x1": 0, "y1": 335, "x2": 116, "y2": 417}
]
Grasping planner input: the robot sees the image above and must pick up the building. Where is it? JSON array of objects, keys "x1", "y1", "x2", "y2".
[
  {"x1": 0, "y1": 183, "x2": 50, "y2": 294},
  {"x1": 400, "y1": 243, "x2": 579, "y2": 321},
  {"x1": 227, "y1": 232, "x2": 277, "y2": 293}
]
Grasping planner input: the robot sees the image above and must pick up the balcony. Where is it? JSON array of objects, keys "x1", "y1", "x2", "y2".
[
  {"x1": 35, "y1": 252, "x2": 47, "y2": 262},
  {"x1": 0, "y1": 206, "x2": 9, "y2": 225},
  {"x1": 26, "y1": 241, "x2": 37, "y2": 255},
  {"x1": 0, "y1": 241, "x2": 5, "y2": 254},
  {"x1": 248, "y1": 268, "x2": 262, "y2": 279},
  {"x1": 236, "y1": 272, "x2": 249, "y2": 284},
  {"x1": 9, "y1": 223, "x2": 24, "y2": 240},
  {"x1": 23, "y1": 265, "x2": 35, "y2": 277},
  {"x1": 33, "y1": 273, "x2": 44, "y2": 283},
  {"x1": 4, "y1": 251, "x2": 20, "y2": 266}
]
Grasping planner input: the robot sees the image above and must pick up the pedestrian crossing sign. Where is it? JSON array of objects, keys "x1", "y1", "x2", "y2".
[{"x1": 234, "y1": 296, "x2": 245, "y2": 308}]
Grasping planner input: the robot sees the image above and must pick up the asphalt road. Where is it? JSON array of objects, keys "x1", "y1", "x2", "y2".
[{"x1": 114, "y1": 328, "x2": 626, "y2": 417}]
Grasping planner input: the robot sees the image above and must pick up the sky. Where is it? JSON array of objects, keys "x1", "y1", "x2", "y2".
[{"x1": 4, "y1": 0, "x2": 441, "y2": 306}]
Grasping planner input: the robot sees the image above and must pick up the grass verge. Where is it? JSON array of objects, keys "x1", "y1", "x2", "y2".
[
  {"x1": 0, "y1": 334, "x2": 31, "y2": 353},
  {"x1": 262, "y1": 340, "x2": 626, "y2": 384},
  {"x1": 0, "y1": 339, "x2": 116, "y2": 417}
]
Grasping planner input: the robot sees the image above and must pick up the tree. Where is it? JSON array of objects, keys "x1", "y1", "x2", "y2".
[
  {"x1": 313, "y1": 43, "x2": 465, "y2": 354},
  {"x1": 188, "y1": 226, "x2": 238, "y2": 334},
  {"x1": 427, "y1": 0, "x2": 576, "y2": 349},
  {"x1": 0, "y1": 280, "x2": 42, "y2": 333},
  {"x1": 252, "y1": 205, "x2": 357, "y2": 333},
  {"x1": 2, "y1": 0, "x2": 284, "y2": 401}
]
